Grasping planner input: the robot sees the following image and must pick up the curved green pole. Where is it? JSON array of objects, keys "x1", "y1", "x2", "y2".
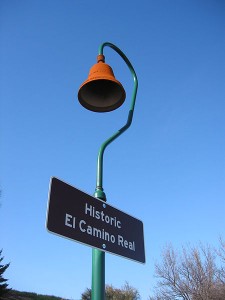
[
  {"x1": 92, "y1": 42, "x2": 138, "y2": 300},
  {"x1": 95, "y1": 42, "x2": 138, "y2": 198}
]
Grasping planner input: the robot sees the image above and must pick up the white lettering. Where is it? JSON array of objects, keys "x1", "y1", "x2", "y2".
[
  {"x1": 110, "y1": 234, "x2": 115, "y2": 243},
  {"x1": 93, "y1": 227, "x2": 102, "y2": 238},
  {"x1": 95, "y1": 210, "x2": 100, "y2": 219},
  {"x1": 118, "y1": 235, "x2": 124, "y2": 246},
  {"x1": 84, "y1": 203, "x2": 122, "y2": 229},
  {"x1": 65, "y1": 214, "x2": 73, "y2": 228},
  {"x1": 87, "y1": 225, "x2": 92, "y2": 235},
  {"x1": 85, "y1": 203, "x2": 92, "y2": 216},
  {"x1": 129, "y1": 241, "x2": 135, "y2": 251},
  {"x1": 79, "y1": 220, "x2": 115, "y2": 244},
  {"x1": 117, "y1": 221, "x2": 121, "y2": 229},
  {"x1": 79, "y1": 220, "x2": 86, "y2": 232},
  {"x1": 118, "y1": 235, "x2": 135, "y2": 251}
]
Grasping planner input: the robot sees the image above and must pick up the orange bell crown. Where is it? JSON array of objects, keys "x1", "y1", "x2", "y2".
[{"x1": 78, "y1": 54, "x2": 126, "y2": 112}]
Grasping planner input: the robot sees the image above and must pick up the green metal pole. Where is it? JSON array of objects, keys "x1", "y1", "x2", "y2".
[
  {"x1": 92, "y1": 42, "x2": 138, "y2": 300},
  {"x1": 92, "y1": 189, "x2": 106, "y2": 300}
]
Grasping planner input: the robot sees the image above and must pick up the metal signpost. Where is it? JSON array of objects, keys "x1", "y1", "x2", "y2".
[
  {"x1": 47, "y1": 177, "x2": 145, "y2": 264},
  {"x1": 47, "y1": 42, "x2": 144, "y2": 299}
]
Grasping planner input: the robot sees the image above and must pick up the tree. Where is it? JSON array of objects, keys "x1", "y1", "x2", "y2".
[
  {"x1": 81, "y1": 282, "x2": 140, "y2": 300},
  {"x1": 81, "y1": 288, "x2": 91, "y2": 300},
  {"x1": 149, "y1": 243, "x2": 225, "y2": 300},
  {"x1": 0, "y1": 249, "x2": 11, "y2": 298},
  {"x1": 216, "y1": 238, "x2": 225, "y2": 284}
]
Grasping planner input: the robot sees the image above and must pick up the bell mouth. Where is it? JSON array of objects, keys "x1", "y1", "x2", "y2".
[{"x1": 78, "y1": 79, "x2": 126, "y2": 112}]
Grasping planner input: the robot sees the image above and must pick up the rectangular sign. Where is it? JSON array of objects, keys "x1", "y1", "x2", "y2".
[{"x1": 46, "y1": 177, "x2": 145, "y2": 264}]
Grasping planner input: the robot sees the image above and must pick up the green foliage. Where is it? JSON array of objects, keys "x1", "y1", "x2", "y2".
[
  {"x1": 1, "y1": 289, "x2": 69, "y2": 299},
  {"x1": 81, "y1": 288, "x2": 91, "y2": 300},
  {"x1": 0, "y1": 249, "x2": 11, "y2": 298},
  {"x1": 81, "y1": 282, "x2": 140, "y2": 300}
]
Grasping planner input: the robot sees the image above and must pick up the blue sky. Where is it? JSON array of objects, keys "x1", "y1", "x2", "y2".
[{"x1": 1, "y1": 1, "x2": 225, "y2": 299}]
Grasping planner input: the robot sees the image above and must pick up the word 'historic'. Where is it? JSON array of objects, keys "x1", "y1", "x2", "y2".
[{"x1": 85, "y1": 203, "x2": 121, "y2": 229}]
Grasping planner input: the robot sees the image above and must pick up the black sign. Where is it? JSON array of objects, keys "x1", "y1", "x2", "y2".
[{"x1": 46, "y1": 177, "x2": 145, "y2": 264}]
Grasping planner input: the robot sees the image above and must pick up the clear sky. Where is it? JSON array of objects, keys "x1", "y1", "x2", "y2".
[{"x1": 1, "y1": 1, "x2": 225, "y2": 299}]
